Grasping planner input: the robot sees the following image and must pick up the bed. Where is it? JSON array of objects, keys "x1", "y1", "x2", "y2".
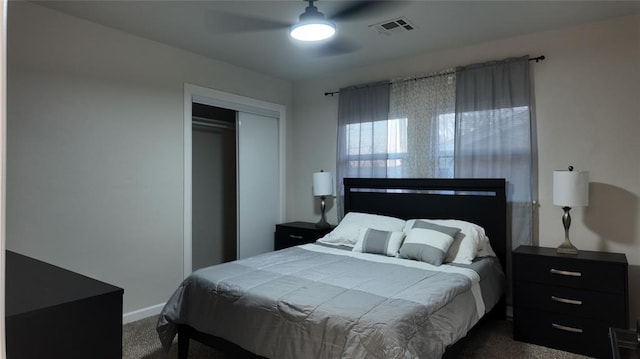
[{"x1": 158, "y1": 178, "x2": 507, "y2": 358}]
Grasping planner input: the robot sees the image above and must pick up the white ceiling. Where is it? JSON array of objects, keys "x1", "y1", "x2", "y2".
[{"x1": 33, "y1": 0, "x2": 640, "y2": 81}]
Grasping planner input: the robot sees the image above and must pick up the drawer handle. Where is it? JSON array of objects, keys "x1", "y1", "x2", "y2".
[
  {"x1": 550, "y1": 268, "x2": 582, "y2": 277},
  {"x1": 289, "y1": 235, "x2": 304, "y2": 239},
  {"x1": 552, "y1": 323, "x2": 583, "y2": 334},
  {"x1": 551, "y1": 296, "x2": 582, "y2": 305}
]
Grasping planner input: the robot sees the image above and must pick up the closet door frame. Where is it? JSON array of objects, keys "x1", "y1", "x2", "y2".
[{"x1": 183, "y1": 84, "x2": 286, "y2": 279}]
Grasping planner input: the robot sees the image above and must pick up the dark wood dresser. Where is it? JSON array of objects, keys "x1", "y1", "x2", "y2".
[
  {"x1": 5, "y1": 250, "x2": 124, "y2": 359},
  {"x1": 274, "y1": 221, "x2": 334, "y2": 250},
  {"x1": 513, "y1": 245, "x2": 628, "y2": 358}
]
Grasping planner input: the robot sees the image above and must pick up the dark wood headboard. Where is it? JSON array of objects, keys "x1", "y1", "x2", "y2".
[{"x1": 343, "y1": 178, "x2": 507, "y2": 271}]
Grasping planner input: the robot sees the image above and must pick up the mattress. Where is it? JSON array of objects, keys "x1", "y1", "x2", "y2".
[{"x1": 157, "y1": 243, "x2": 505, "y2": 358}]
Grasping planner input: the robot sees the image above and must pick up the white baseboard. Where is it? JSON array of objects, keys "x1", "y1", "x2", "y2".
[{"x1": 123, "y1": 302, "x2": 166, "y2": 324}]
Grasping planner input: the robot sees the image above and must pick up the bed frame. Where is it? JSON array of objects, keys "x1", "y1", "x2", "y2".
[{"x1": 176, "y1": 178, "x2": 507, "y2": 359}]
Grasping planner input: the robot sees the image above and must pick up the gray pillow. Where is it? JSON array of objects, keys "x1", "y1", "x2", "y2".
[
  {"x1": 352, "y1": 228, "x2": 405, "y2": 257},
  {"x1": 399, "y1": 221, "x2": 461, "y2": 265}
]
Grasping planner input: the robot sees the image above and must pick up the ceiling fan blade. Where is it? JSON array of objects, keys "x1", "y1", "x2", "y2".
[
  {"x1": 306, "y1": 36, "x2": 360, "y2": 57},
  {"x1": 205, "y1": 10, "x2": 291, "y2": 34},
  {"x1": 328, "y1": 1, "x2": 406, "y2": 22}
]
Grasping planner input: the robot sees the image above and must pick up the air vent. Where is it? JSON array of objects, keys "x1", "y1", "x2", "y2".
[{"x1": 370, "y1": 17, "x2": 417, "y2": 36}]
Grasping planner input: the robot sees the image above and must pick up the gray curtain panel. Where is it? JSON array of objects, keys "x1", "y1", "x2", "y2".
[
  {"x1": 336, "y1": 81, "x2": 390, "y2": 219},
  {"x1": 454, "y1": 56, "x2": 536, "y2": 250}
]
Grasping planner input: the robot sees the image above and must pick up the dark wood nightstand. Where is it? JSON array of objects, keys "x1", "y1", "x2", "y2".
[
  {"x1": 274, "y1": 221, "x2": 334, "y2": 250},
  {"x1": 513, "y1": 245, "x2": 629, "y2": 358}
]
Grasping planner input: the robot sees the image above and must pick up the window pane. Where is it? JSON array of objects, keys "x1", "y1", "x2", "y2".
[
  {"x1": 346, "y1": 118, "x2": 408, "y2": 174},
  {"x1": 437, "y1": 113, "x2": 455, "y2": 178}
]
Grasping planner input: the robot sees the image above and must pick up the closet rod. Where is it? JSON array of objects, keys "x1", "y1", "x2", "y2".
[
  {"x1": 323, "y1": 55, "x2": 546, "y2": 96},
  {"x1": 192, "y1": 117, "x2": 235, "y2": 130}
]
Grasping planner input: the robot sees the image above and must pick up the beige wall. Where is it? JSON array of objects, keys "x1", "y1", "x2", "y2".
[
  {"x1": 290, "y1": 14, "x2": 640, "y2": 325},
  {"x1": 7, "y1": 2, "x2": 292, "y2": 315}
]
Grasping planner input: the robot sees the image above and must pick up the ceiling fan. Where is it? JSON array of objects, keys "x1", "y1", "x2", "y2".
[{"x1": 207, "y1": 1, "x2": 405, "y2": 56}]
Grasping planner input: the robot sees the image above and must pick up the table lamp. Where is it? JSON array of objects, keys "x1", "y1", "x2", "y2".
[
  {"x1": 313, "y1": 170, "x2": 333, "y2": 229},
  {"x1": 553, "y1": 166, "x2": 589, "y2": 254}
]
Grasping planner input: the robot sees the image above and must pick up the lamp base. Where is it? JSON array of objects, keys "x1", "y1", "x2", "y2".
[
  {"x1": 556, "y1": 238, "x2": 578, "y2": 255},
  {"x1": 315, "y1": 195, "x2": 332, "y2": 230},
  {"x1": 557, "y1": 206, "x2": 578, "y2": 255},
  {"x1": 315, "y1": 217, "x2": 331, "y2": 230}
]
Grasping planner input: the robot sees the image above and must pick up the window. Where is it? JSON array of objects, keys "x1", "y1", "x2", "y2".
[
  {"x1": 344, "y1": 113, "x2": 457, "y2": 179},
  {"x1": 342, "y1": 105, "x2": 529, "y2": 182},
  {"x1": 455, "y1": 105, "x2": 532, "y2": 203},
  {"x1": 345, "y1": 118, "x2": 407, "y2": 178}
]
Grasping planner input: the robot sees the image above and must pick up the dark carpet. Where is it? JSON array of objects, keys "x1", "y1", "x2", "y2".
[{"x1": 123, "y1": 315, "x2": 591, "y2": 359}]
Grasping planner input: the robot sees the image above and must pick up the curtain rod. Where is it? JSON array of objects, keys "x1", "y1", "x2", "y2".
[{"x1": 323, "y1": 55, "x2": 545, "y2": 96}]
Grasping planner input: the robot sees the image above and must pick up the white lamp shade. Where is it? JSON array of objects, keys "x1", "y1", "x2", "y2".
[
  {"x1": 313, "y1": 171, "x2": 333, "y2": 196},
  {"x1": 553, "y1": 170, "x2": 589, "y2": 207}
]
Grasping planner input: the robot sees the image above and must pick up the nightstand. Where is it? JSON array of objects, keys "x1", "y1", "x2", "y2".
[
  {"x1": 274, "y1": 221, "x2": 334, "y2": 250},
  {"x1": 513, "y1": 245, "x2": 628, "y2": 358}
]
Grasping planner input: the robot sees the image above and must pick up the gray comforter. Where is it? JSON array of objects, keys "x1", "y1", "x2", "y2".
[{"x1": 158, "y1": 244, "x2": 499, "y2": 358}]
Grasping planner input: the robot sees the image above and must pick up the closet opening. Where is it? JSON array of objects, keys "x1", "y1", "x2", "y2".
[
  {"x1": 183, "y1": 83, "x2": 285, "y2": 279},
  {"x1": 191, "y1": 103, "x2": 237, "y2": 271}
]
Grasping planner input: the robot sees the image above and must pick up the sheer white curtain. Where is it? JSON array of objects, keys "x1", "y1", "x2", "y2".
[{"x1": 389, "y1": 70, "x2": 456, "y2": 178}]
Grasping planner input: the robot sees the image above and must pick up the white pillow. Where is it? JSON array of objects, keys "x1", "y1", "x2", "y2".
[
  {"x1": 399, "y1": 225, "x2": 458, "y2": 266},
  {"x1": 318, "y1": 212, "x2": 406, "y2": 246},
  {"x1": 404, "y1": 219, "x2": 491, "y2": 264},
  {"x1": 477, "y1": 239, "x2": 497, "y2": 258},
  {"x1": 352, "y1": 228, "x2": 405, "y2": 257}
]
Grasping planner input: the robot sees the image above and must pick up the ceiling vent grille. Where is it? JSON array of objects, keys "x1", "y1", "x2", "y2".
[{"x1": 370, "y1": 17, "x2": 417, "y2": 36}]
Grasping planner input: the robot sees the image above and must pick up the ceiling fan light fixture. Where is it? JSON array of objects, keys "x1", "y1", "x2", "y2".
[
  {"x1": 290, "y1": 1, "x2": 336, "y2": 41},
  {"x1": 290, "y1": 19, "x2": 336, "y2": 41}
]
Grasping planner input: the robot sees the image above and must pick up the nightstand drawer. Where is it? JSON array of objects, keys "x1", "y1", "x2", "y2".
[
  {"x1": 514, "y1": 253, "x2": 626, "y2": 294},
  {"x1": 514, "y1": 281, "x2": 626, "y2": 322},
  {"x1": 274, "y1": 222, "x2": 333, "y2": 250},
  {"x1": 514, "y1": 308, "x2": 612, "y2": 358},
  {"x1": 278, "y1": 227, "x2": 317, "y2": 241}
]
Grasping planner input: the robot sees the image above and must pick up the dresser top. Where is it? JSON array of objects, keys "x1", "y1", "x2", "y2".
[
  {"x1": 6, "y1": 250, "x2": 124, "y2": 317},
  {"x1": 513, "y1": 245, "x2": 627, "y2": 264}
]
